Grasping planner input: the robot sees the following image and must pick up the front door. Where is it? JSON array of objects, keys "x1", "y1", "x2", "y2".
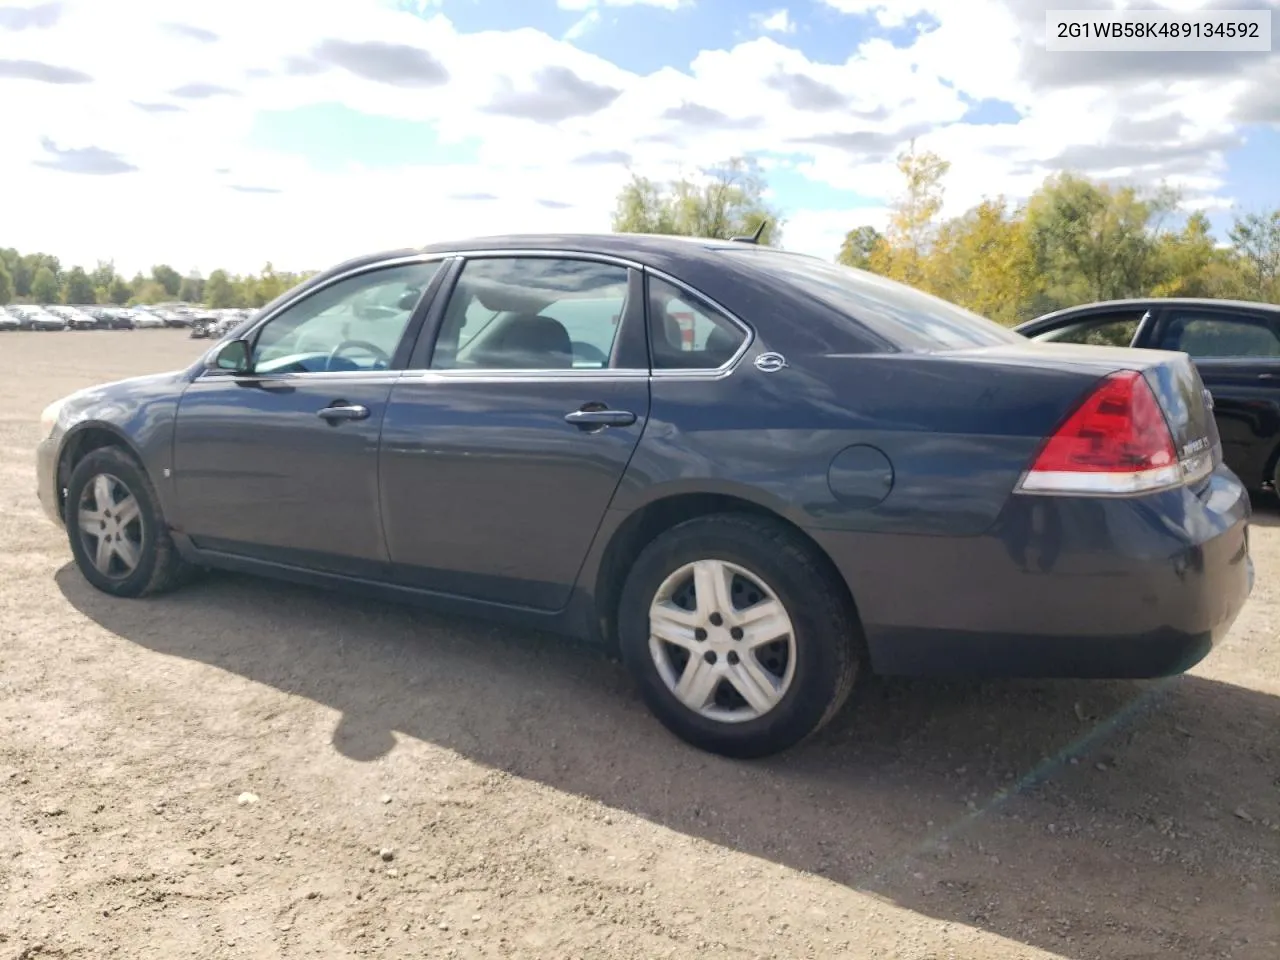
[
  {"x1": 172, "y1": 259, "x2": 444, "y2": 576},
  {"x1": 1151, "y1": 305, "x2": 1280, "y2": 488},
  {"x1": 378, "y1": 254, "x2": 651, "y2": 611}
]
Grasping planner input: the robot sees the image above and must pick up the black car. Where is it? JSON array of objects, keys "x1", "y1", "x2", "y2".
[
  {"x1": 34, "y1": 236, "x2": 1253, "y2": 757},
  {"x1": 1016, "y1": 298, "x2": 1280, "y2": 494}
]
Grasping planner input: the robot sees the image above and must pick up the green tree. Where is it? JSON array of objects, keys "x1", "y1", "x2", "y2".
[
  {"x1": 91, "y1": 260, "x2": 117, "y2": 292},
  {"x1": 62, "y1": 265, "x2": 96, "y2": 304},
  {"x1": 929, "y1": 197, "x2": 1037, "y2": 325},
  {"x1": 611, "y1": 156, "x2": 783, "y2": 245},
  {"x1": 0, "y1": 264, "x2": 12, "y2": 305},
  {"x1": 836, "y1": 225, "x2": 884, "y2": 270},
  {"x1": 108, "y1": 275, "x2": 132, "y2": 305},
  {"x1": 1152, "y1": 211, "x2": 1248, "y2": 299},
  {"x1": 867, "y1": 142, "x2": 950, "y2": 289},
  {"x1": 1228, "y1": 210, "x2": 1280, "y2": 299},
  {"x1": 31, "y1": 265, "x2": 59, "y2": 303},
  {"x1": 151, "y1": 264, "x2": 182, "y2": 297},
  {"x1": 178, "y1": 273, "x2": 204, "y2": 303},
  {"x1": 205, "y1": 269, "x2": 235, "y2": 308}
]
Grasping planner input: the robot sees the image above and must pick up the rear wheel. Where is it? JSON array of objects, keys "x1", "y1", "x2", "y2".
[
  {"x1": 617, "y1": 514, "x2": 861, "y2": 758},
  {"x1": 65, "y1": 446, "x2": 192, "y2": 598}
]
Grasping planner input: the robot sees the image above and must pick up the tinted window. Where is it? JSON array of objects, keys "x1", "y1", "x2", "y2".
[
  {"x1": 1158, "y1": 312, "x2": 1280, "y2": 359},
  {"x1": 721, "y1": 248, "x2": 1024, "y2": 351},
  {"x1": 432, "y1": 257, "x2": 629, "y2": 370},
  {"x1": 1032, "y1": 312, "x2": 1143, "y2": 347},
  {"x1": 251, "y1": 262, "x2": 438, "y2": 373},
  {"x1": 648, "y1": 277, "x2": 746, "y2": 369}
]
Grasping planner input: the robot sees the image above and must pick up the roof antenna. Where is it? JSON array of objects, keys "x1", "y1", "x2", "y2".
[{"x1": 730, "y1": 220, "x2": 768, "y2": 244}]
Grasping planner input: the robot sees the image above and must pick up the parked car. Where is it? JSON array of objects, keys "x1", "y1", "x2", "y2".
[
  {"x1": 35, "y1": 236, "x2": 1254, "y2": 758},
  {"x1": 0, "y1": 308, "x2": 20, "y2": 331},
  {"x1": 1016, "y1": 298, "x2": 1280, "y2": 494},
  {"x1": 131, "y1": 309, "x2": 166, "y2": 329},
  {"x1": 14, "y1": 306, "x2": 67, "y2": 330},
  {"x1": 49, "y1": 305, "x2": 99, "y2": 330}
]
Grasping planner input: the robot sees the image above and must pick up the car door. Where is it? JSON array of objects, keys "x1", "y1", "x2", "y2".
[
  {"x1": 171, "y1": 258, "x2": 446, "y2": 576},
  {"x1": 1148, "y1": 304, "x2": 1280, "y2": 488},
  {"x1": 377, "y1": 253, "x2": 652, "y2": 611}
]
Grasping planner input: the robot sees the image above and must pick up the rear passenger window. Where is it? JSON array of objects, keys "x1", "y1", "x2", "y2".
[
  {"x1": 1034, "y1": 313, "x2": 1142, "y2": 347},
  {"x1": 1158, "y1": 312, "x2": 1280, "y2": 359},
  {"x1": 647, "y1": 277, "x2": 746, "y2": 370}
]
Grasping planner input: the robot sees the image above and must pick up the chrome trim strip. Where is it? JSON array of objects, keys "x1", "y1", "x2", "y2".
[
  {"x1": 642, "y1": 265, "x2": 755, "y2": 379},
  {"x1": 397, "y1": 369, "x2": 651, "y2": 384}
]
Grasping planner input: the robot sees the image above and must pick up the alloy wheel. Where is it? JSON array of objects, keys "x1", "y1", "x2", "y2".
[{"x1": 76, "y1": 473, "x2": 144, "y2": 579}]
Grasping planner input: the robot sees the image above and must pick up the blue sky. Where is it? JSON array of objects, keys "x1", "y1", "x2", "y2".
[{"x1": 2, "y1": 0, "x2": 1276, "y2": 273}]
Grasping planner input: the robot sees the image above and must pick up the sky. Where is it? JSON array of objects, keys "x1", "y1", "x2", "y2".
[{"x1": 0, "y1": 0, "x2": 1277, "y2": 277}]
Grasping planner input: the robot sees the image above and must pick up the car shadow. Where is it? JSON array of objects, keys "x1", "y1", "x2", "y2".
[{"x1": 56, "y1": 562, "x2": 1279, "y2": 959}]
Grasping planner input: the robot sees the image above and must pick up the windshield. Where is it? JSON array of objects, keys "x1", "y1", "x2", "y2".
[{"x1": 722, "y1": 248, "x2": 1024, "y2": 352}]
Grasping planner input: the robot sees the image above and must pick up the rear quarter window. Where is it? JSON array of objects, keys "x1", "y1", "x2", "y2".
[{"x1": 721, "y1": 248, "x2": 1024, "y2": 352}]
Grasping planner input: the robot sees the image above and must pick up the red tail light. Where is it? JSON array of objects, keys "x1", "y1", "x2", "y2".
[{"x1": 1018, "y1": 370, "x2": 1182, "y2": 495}]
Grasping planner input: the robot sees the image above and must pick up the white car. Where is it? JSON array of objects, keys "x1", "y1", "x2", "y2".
[{"x1": 132, "y1": 310, "x2": 165, "y2": 329}]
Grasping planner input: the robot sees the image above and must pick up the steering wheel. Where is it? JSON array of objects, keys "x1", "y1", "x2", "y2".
[
  {"x1": 570, "y1": 341, "x2": 610, "y2": 368},
  {"x1": 326, "y1": 339, "x2": 391, "y2": 371}
]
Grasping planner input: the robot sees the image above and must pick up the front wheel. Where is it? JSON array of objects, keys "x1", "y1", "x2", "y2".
[
  {"x1": 617, "y1": 514, "x2": 861, "y2": 758},
  {"x1": 65, "y1": 446, "x2": 193, "y2": 598}
]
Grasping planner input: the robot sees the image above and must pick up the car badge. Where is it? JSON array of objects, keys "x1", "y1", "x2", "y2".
[
  {"x1": 754, "y1": 352, "x2": 788, "y2": 373},
  {"x1": 1203, "y1": 388, "x2": 1214, "y2": 411}
]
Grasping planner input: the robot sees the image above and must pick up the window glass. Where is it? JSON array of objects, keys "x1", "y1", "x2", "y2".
[
  {"x1": 251, "y1": 262, "x2": 439, "y2": 374},
  {"x1": 719, "y1": 247, "x2": 1024, "y2": 351},
  {"x1": 647, "y1": 277, "x2": 746, "y2": 370},
  {"x1": 1159, "y1": 313, "x2": 1280, "y2": 359},
  {"x1": 432, "y1": 258, "x2": 629, "y2": 370},
  {"x1": 1032, "y1": 313, "x2": 1142, "y2": 347}
]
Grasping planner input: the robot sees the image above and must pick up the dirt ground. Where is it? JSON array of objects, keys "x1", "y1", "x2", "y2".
[{"x1": 0, "y1": 329, "x2": 1276, "y2": 960}]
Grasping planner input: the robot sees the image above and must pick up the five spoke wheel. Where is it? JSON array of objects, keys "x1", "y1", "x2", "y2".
[
  {"x1": 648, "y1": 558, "x2": 796, "y2": 723},
  {"x1": 76, "y1": 473, "x2": 144, "y2": 578}
]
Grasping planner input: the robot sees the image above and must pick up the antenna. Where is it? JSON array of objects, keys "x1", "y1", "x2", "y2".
[{"x1": 730, "y1": 220, "x2": 768, "y2": 245}]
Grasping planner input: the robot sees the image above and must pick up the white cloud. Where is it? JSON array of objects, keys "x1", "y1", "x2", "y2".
[
  {"x1": 755, "y1": 9, "x2": 796, "y2": 34},
  {"x1": 0, "y1": 0, "x2": 1267, "y2": 273},
  {"x1": 557, "y1": 0, "x2": 687, "y2": 10},
  {"x1": 564, "y1": 9, "x2": 602, "y2": 40}
]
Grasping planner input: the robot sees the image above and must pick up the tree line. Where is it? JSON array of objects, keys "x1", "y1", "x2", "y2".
[
  {"x1": 5, "y1": 152, "x2": 1277, "y2": 324},
  {"x1": 0, "y1": 250, "x2": 314, "y2": 311},
  {"x1": 612, "y1": 150, "x2": 1280, "y2": 325}
]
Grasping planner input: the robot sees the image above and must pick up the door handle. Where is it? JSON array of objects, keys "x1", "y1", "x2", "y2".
[
  {"x1": 317, "y1": 402, "x2": 370, "y2": 422},
  {"x1": 564, "y1": 408, "x2": 637, "y2": 428},
  {"x1": 1258, "y1": 373, "x2": 1276, "y2": 380}
]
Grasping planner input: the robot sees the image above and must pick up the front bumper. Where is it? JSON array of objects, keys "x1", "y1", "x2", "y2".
[
  {"x1": 815, "y1": 465, "x2": 1254, "y2": 679},
  {"x1": 36, "y1": 435, "x2": 62, "y2": 526}
]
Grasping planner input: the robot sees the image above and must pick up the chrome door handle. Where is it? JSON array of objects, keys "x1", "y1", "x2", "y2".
[
  {"x1": 564, "y1": 409, "x2": 636, "y2": 428},
  {"x1": 317, "y1": 403, "x2": 370, "y2": 422}
]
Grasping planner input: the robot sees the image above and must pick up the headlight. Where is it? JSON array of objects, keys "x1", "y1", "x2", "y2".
[{"x1": 40, "y1": 397, "x2": 68, "y2": 438}]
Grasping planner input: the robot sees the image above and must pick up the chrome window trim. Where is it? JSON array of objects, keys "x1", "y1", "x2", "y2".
[
  {"x1": 195, "y1": 253, "x2": 454, "y2": 381},
  {"x1": 397, "y1": 248, "x2": 755, "y2": 380}
]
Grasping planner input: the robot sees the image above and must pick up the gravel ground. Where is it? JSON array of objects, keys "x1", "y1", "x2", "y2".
[{"x1": 1, "y1": 329, "x2": 1277, "y2": 960}]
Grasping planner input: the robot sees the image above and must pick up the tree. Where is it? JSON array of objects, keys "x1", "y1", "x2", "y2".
[
  {"x1": 205, "y1": 269, "x2": 235, "y2": 308},
  {"x1": 1228, "y1": 210, "x2": 1280, "y2": 299},
  {"x1": 0, "y1": 265, "x2": 12, "y2": 305},
  {"x1": 611, "y1": 156, "x2": 784, "y2": 245},
  {"x1": 31, "y1": 265, "x2": 59, "y2": 303},
  {"x1": 108, "y1": 276, "x2": 132, "y2": 305},
  {"x1": 62, "y1": 265, "x2": 96, "y2": 304},
  {"x1": 91, "y1": 260, "x2": 117, "y2": 292},
  {"x1": 867, "y1": 142, "x2": 950, "y2": 288},
  {"x1": 1151, "y1": 211, "x2": 1247, "y2": 299},
  {"x1": 151, "y1": 264, "x2": 182, "y2": 297},
  {"x1": 837, "y1": 225, "x2": 884, "y2": 270},
  {"x1": 929, "y1": 198, "x2": 1037, "y2": 324},
  {"x1": 178, "y1": 273, "x2": 204, "y2": 304}
]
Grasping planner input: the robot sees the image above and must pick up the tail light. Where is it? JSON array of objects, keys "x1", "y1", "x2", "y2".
[{"x1": 1017, "y1": 370, "x2": 1184, "y2": 496}]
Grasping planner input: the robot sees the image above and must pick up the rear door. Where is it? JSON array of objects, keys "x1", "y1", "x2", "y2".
[
  {"x1": 1147, "y1": 304, "x2": 1280, "y2": 488},
  {"x1": 377, "y1": 253, "x2": 652, "y2": 611}
]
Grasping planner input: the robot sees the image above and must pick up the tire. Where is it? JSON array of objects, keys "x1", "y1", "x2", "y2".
[
  {"x1": 64, "y1": 446, "x2": 193, "y2": 598},
  {"x1": 616, "y1": 513, "x2": 862, "y2": 759}
]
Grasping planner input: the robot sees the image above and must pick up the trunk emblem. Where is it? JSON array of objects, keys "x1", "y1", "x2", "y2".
[{"x1": 754, "y1": 352, "x2": 788, "y2": 372}]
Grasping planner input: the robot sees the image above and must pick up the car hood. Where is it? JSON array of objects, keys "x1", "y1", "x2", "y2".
[{"x1": 56, "y1": 369, "x2": 190, "y2": 424}]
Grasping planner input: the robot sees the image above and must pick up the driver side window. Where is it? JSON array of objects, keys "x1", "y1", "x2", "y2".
[{"x1": 251, "y1": 261, "x2": 440, "y2": 374}]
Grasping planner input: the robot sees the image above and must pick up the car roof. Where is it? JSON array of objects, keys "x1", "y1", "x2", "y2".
[{"x1": 1028, "y1": 297, "x2": 1280, "y2": 326}]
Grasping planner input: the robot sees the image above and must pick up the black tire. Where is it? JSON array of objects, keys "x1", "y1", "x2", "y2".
[
  {"x1": 64, "y1": 446, "x2": 193, "y2": 598},
  {"x1": 616, "y1": 513, "x2": 862, "y2": 759}
]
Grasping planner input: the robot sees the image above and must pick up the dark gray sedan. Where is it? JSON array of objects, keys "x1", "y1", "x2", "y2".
[{"x1": 35, "y1": 235, "x2": 1254, "y2": 757}]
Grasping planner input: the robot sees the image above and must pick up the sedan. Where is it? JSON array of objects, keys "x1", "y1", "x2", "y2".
[
  {"x1": 1016, "y1": 298, "x2": 1280, "y2": 495},
  {"x1": 35, "y1": 235, "x2": 1254, "y2": 758}
]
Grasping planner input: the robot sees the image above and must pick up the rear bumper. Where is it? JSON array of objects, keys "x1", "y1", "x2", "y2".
[
  {"x1": 36, "y1": 436, "x2": 62, "y2": 526},
  {"x1": 813, "y1": 466, "x2": 1254, "y2": 678}
]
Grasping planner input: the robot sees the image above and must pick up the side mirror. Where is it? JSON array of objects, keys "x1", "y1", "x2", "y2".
[{"x1": 210, "y1": 338, "x2": 252, "y2": 374}]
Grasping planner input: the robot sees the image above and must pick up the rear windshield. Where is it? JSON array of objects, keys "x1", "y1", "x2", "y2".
[{"x1": 721, "y1": 248, "x2": 1024, "y2": 351}]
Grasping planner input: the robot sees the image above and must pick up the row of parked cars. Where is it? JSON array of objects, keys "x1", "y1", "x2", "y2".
[{"x1": 0, "y1": 303, "x2": 252, "y2": 334}]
